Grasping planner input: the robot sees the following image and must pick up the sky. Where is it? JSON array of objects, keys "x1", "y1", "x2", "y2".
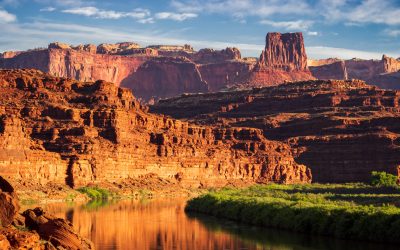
[{"x1": 0, "y1": 0, "x2": 400, "y2": 59}]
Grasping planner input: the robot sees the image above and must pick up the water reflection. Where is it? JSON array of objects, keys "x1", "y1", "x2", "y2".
[{"x1": 34, "y1": 199, "x2": 396, "y2": 250}]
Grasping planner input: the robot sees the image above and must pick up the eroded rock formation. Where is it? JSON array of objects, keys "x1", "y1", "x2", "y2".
[
  {"x1": 0, "y1": 33, "x2": 320, "y2": 100},
  {"x1": 245, "y1": 32, "x2": 314, "y2": 86},
  {"x1": 0, "y1": 69, "x2": 311, "y2": 189},
  {"x1": 0, "y1": 176, "x2": 94, "y2": 249},
  {"x1": 0, "y1": 43, "x2": 247, "y2": 100},
  {"x1": 151, "y1": 79, "x2": 400, "y2": 183}
]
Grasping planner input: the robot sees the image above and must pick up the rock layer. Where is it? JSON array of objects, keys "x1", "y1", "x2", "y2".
[
  {"x1": 151, "y1": 79, "x2": 400, "y2": 183},
  {"x1": 309, "y1": 55, "x2": 400, "y2": 89},
  {"x1": 0, "y1": 33, "x2": 318, "y2": 100},
  {"x1": 0, "y1": 69, "x2": 311, "y2": 189},
  {"x1": 245, "y1": 32, "x2": 314, "y2": 86},
  {"x1": 258, "y1": 32, "x2": 308, "y2": 71}
]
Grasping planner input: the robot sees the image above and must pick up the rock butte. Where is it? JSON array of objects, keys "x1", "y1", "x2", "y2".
[
  {"x1": 151, "y1": 79, "x2": 400, "y2": 183},
  {"x1": 0, "y1": 69, "x2": 311, "y2": 190},
  {"x1": 0, "y1": 32, "x2": 316, "y2": 101}
]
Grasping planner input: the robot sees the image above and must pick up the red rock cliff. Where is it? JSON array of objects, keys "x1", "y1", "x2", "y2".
[
  {"x1": 0, "y1": 69, "x2": 311, "y2": 189},
  {"x1": 152, "y1": 79, "x2": 400, "y2": 183}
]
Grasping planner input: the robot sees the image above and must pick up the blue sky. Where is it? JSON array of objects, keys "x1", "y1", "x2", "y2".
[{"x1": 0, "y1": 0, "x2": 400, "y2": 59}]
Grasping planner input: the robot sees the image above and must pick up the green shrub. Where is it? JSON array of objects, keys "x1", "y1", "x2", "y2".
[
  {"x1": 371, "y1": 171, "x2": 398, "y2": 187},
  {"x1": 185, "y1": 183, "x2": 400, "y2": 243},
  {"x1": 77, "y1": 186, "x2": 111, "y2": 200}
]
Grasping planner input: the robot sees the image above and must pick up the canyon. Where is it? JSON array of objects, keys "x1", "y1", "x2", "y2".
[
  {"x1": 0, "y1": 32, "x2": 315, "y2": 101},
  {"x1": 151, "y1": 79, "x2": 400, "y2": 183},
  {"x1": 1, "y1": 32, "x2": 400, "y2": 103},
  {"x1": 0, "y1": 69, "x2": 310, "y2": 191}
]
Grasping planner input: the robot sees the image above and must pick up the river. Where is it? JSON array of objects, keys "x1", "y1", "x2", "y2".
[{"x1": 33, "y1": 198, "x2": 396, "y2": 250}]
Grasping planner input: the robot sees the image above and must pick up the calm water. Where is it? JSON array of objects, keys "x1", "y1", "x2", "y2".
[{"x1": 33, "y1": 199, "x2": 396, "y2": 250}]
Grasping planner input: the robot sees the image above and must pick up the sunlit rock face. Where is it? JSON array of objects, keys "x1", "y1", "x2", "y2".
[
  {"x1": 0, "y1": 69, "x2": 311, "y2": 189},
  {"x1": 151, "y1": 79, "x2": 400, "y2": 183},
  {"x1": 0, "y1": 33, "x2": 318, "y2": 100},
  {"x1": 242, "y1": 32, "x2": 315, "y2": 87}
]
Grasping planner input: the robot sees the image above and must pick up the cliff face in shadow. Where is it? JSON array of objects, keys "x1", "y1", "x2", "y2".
[{"x1": 152, "y1": 79, "x2": 400, "y2": 183}]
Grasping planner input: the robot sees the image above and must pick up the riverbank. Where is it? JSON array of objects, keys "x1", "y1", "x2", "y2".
[
  {"x1": 15, "y1": 174, "x2": 207, "y2": 205},
  {"x1": 185, "y1": 183, "x2": 400, "y2": 243}
]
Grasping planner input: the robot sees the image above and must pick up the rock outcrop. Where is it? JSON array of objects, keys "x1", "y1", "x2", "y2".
[
  {"x1": 23, "y1": 207, "x2": 95, "y2": 249},
  {"x1": 151, "y1": 79, "x2": 400, "y2": 183},
  {"x1": 0, "y1": 69, "x2": 311, "y2": 189},
  {"x1": 0, "y1": 177, "x2": 19, "y2": 227},
  {"x1": 258, "y1": 32, "x2": 308, "y2": 71},
  {"x1": 244, "y1": 32, "x2": 314, "y2": 86},
  {"x1": 0, "y1": 176, "x2": 94, "y2": 249}
]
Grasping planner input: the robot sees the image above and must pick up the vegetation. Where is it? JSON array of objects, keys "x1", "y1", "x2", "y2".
[
  {"x1": 186, "y1": 182, "x2": 400, "y2": 243},
  {"x1": 77, "y1": 186, "x2": 112, "y2": 200},
  {"x1": 371, "y1": 171, "x2": 398, "y2": 187}
]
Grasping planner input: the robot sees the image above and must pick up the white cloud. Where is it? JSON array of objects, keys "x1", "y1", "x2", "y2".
[
  {"x1": 259, "y1": 20, "x2": 313, "y2": 31},
  {"x1": 307, "y1": 31, "x2": 318, "y2": 36},
  {"x1": 62, "y1": 6, "x2": 150, "y2": 20},
  {"x1": 319, "y1": 0, "x2": 400, "y2": 26},
  {"x1": 0, "y1": 9, "x2": 16, "y2": 23},
  {"x1": 155, "y1": 12, "x2": 197, "y2": 21},
  {"x1": 171, "y1": 0, "x2": 311, "y2": 18},
  {"x1": 1, "y1": 20, "x2": 395, "y2": 61},
  {"x1": 40, "y1": 6, "x2": 56, "y2": 12},
  {"x1": 385, "y1": 29, "x2": 400, "y2": 37},
  {"x1": 137, "y1": 18, "x2": 154, "y2": 24},
  {"x1": 307, "y1": 46, "x2": 386, "y2": 60}
]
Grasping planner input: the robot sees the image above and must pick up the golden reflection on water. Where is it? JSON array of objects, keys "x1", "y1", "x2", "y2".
[
  {"x1": 39, "y1": 199, "x2": 264, "y2": 250},
  {"x1": 33, "y1": 199, "x2": 395, "y2": 250}
]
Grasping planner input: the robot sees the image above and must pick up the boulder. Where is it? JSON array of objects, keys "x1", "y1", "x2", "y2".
[{"x1": 23, "y1": 207, "x2": 95, "y2": 250}]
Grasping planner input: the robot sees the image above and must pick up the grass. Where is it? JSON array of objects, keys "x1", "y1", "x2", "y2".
[
  {"x1": 185, "y1": 183, "x2": 400, "y2": 243},
  {"x1": 77, "y1": 186, "x2": 112, "y2": 201}
]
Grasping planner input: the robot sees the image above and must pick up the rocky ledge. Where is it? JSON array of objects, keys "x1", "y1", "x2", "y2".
[{"x1": 151, "y1": 79, "x2": 400, "y2": 183}]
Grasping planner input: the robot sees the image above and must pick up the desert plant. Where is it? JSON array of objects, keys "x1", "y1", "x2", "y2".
[
  {"x1": 371, "y1": 171, "x2": 398, "y2": 187},
  {"x1": 77, "y1": 186, "x2": 111, "y2": 200}
]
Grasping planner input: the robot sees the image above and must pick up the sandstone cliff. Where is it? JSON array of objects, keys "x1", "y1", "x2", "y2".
[
  {"x1": 152, "y1": 79, "x2": 400, "y2": 183},
  {"x1": 0, "y1": 44, "x2": 244, "y2": 100},
  {"x1": 309, "y1": 55, "x2": 400, "y2": 88},
  {"x1": 121, "y1": 57, "x2": 209, "y2": 100},
  {"x1": 0, "y1": 33, "x2": 319, "y2": 99},
  {"x1": 0, "y1": 69, "x2": 311, "y2": 189},
  {"x1": 309, "y1": 60, "x2": 348, "y2": 80}
]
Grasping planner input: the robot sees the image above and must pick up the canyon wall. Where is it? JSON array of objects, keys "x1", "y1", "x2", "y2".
[
  {"x1": 0, "y1": 69, "x2": 311, "y2": 189},
  {"x1": 0, "y1": 32, "x2": 320, "y2": 100},
  {"x1": 152, "y1": 79, "x2": 400, "y2": 183},
  {"x1": 309, "y1": 61, "x2": 348, "y2": 80},
  {"x1": 309, "y1": 55, "x2": 400, "y2": 89}
]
